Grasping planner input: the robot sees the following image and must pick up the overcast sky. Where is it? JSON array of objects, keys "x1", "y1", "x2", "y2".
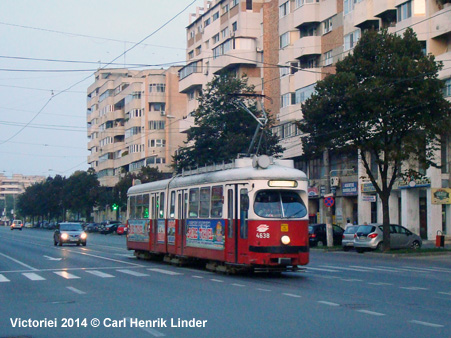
[{"x1": 0, "y1": 0, "x2": 201, "y2": 178}]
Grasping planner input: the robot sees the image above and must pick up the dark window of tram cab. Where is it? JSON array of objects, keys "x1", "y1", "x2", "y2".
[{"x1": 240, "y1": 189, "x2": 249, "y2": 239}]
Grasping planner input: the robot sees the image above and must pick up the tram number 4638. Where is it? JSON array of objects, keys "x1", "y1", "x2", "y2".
[{"x1": 256, "y1": 233, "x2": 270, "y2": 239}]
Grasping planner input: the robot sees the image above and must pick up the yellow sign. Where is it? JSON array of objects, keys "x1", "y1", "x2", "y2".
[
  {"x1": 431, "y1": 188, "x2": 451, "y2": 204},
  {"x1": 281, "y1": 224, "x2": 289, "y2": 232}
]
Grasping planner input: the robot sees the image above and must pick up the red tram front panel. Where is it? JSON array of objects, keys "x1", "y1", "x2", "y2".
[{"x1": 244, "y1": 219, "x2": 309, "y2": 266}]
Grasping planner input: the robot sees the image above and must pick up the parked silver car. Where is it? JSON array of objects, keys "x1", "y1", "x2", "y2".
[
  {"x1": 354, "y1": 224, "x2": 422, "y2": 253},
  {"x1": 342, "y1": 225, "x2": 359, "y2": 251}
]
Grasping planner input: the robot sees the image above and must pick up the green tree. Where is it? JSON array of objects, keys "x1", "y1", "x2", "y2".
[
  {"x1": 298, "y1": 28, "x2": 451, "y2": 251},
  {"x1": 64, "y1": 169, "x2": 99, "y2": 221},
  {"x1": 173, "y1": 73, "x2": 282, "y2": 172}
]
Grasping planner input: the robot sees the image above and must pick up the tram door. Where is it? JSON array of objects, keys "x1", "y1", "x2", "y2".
[
  {"x1": 150, "y1": 193, "x2": 158, "y2": 251},
  {"x1": 177, "y1": 190, "x2": 187, "y2": 256},
  {"x1": 226, "y1": 188, "x2": 236, "y2": 263}
]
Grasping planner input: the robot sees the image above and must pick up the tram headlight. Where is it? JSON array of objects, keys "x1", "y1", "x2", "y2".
[{"x1": 281, "y1": 235, "x2": 291, "y2": 245}]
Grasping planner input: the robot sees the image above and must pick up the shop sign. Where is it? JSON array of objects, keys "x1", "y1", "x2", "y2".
[
  {"x1": 342, "y1": 182, "x2": 358, "y2": 196},
  {"x1": 361, "y1": 182, "x2": 377, "y2": 193},
  {"x1": 398, "y1": 176, "x2": 431, "y2": 189},
  {"x1": 308, "y1": 187, "x2": 319, "y2": 198},
  {"x1": 362, "y1": 194, "x2": 376, "y2": 202},
  {"x1": 320, "y1": 185, "x2": 326, "y2": 197},
  {"x1": 431, "y1": 188, "x2": 451, "y2": 204}
]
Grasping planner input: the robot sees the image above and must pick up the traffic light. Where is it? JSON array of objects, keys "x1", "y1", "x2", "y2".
[{"x1": 112, "y1": 203, "x2": 119, "y2": 211}]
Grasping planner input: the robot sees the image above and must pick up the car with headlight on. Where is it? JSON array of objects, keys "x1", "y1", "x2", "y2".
[{"x1": 54, "y1": 222, "x2": 87, "y2": 246}]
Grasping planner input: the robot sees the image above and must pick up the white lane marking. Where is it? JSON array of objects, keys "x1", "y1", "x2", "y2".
[
  {"x1": 147, "y1": 268, "x2": 182, "y2": 276},
  {"x1": 341, "y1": 279, "x2": 363, "y2": 282},
  {"x1": 399, "y1": 287, "x2": 429, "y2": 291},
  {"x1": 54, "y1": 271, "x2": 80, "y2": 279},
  {"x1": 376, "y1": 266, "x2": 428, "y2": 273},
  {"x1": 283, "y1": 293, "x2": 302, "y2": 298},
  {"x1": 367, "y1": 282, "x2": 394, "y2": 286},
  {"x1": 318, "y1": 301, "x2": 340, "y2": 307},
  {"x1": 404, "y1": 266, "x2": 451, "y2": 273},
  {"x1": 117, "y1": 269, "x2": 149, "y2": 277},
  {"x1": 0, "y1": 252, "x2": 37, "y2": 271},
  {"x1": 44, "y1": 255, "x2": 62, "y2": 261},
  {"x1": 350, "y1": 266, "x2": 400, "y2": 273},
  {"x1": 22, "y1": 272, "x2": 46, "y2": 281},
  {"x1": 210, "y1": 279, "x2": 224, "y2": 283},
  {"x1": 256, "y1": 288, "x2": 271, "y2": 292},
  {"x1": 321, "y1": 265, "x2": 372, "y2": 273},
  {"x1": 192, "y1": 275, "x2": 204, "y2": 279},
  {"x1": 85, "y1": 270, "x2": 115, "y2": 278},
  {"x1": 356, "y1": 310, "x2": 385, "y2": 316},
  {"x1": 410, "y1": 320, "x2": 444, "y2": 328},
  {"x1": 66, "y1": 286, "x2": 86, "y2": 295},
  {"x1": 125, "y1": 318, "x2": 165, "y2": 337},
  {"x1": 0, "y1": 274, "x2": 10, "y2": 282},
  {"x1": 307, "y1": 267, "x2": 341, "y2": 273},
  {"x1": 438, "y1": 291, "x2": 451, "y2": 296},
  {"x1": 232, "y1": 283, "x2": 245, "y2": 287},
  {"x1": 60, "y1": 248, "x2": 142, "y2": 267}
]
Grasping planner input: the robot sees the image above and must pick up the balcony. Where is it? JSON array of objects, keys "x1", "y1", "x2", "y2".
[
  {"x1": 179, "y1": 61, "x2": 204, "y2": 93},
  {"x1": 293, "y1": 36, "x2": 321, "y2": 60},
  {"x1": 293, "y1": 67, "x2": 322, "y2": 90},
  {"x1": 354, "y1": 0, "x2": 379, "y2": 30},
  {"x1": 293, "y1": 2, "x2": 320, "y2": 27},
  {"x1": 429, "y1": 7, "x2": 451, "y2": 39},
  {"x1": 211, "y1": 38, "x2": 258, "y2": 74},
  {"x1": 373, "y1": 0, "x2": 396, "y2": 17}
]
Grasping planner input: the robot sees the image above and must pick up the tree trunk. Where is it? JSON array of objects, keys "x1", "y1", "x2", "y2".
[{"x1": 381, "y1": 192, "x2": 391, "y2": 251}]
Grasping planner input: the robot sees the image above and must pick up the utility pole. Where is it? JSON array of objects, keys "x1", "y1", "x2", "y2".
[{"x1": 323, "y1": 150, "x2": 333, "y2": 247}]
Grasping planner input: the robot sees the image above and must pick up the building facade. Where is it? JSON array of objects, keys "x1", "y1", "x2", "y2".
[
  {"x1": 86, "y1": 67, "x2": 187, "y2": 187},
  {"x1": 274, "y1": 0, "x2": 451, "y2": 239},
  {"x1": 0, "y1": 173, "x2": 45, "y2": 220}
]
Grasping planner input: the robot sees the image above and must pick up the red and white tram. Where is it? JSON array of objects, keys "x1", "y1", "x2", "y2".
[{"x1": 126, "y1": 156, "x2": 309, "y2": 272}]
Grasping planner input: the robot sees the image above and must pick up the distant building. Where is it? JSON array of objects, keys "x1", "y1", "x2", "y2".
[
  {"x1": 86, "y1": 67, "x2": 187, "y2": 187},
  {"x1": 0, "y1": 173, "x2": 45, "y2": 219}
]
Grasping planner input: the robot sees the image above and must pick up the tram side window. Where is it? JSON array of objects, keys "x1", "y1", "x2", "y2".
[
  {"x1": 199, "y1": 187, "x2": 210, "y2": 218},
  {"x1": 189, "y1": 188, "x2": 199, "y2": 218},
  {"x1": 170, "y1": 191, "x2": 176, "y2": 218},
  {"x1": 129, "y1": 196, "x2": 136, "y2": 219},
  {"x1": 240, "y1": 189, "x2": 249, "y2": 239},
  {"x1": 136, "y1": 195, "x2": 143, "y2": 219},
  {"x1": 227, "y1": 190, "x2": 233, "y2": 238},
  {"x1": 143, "y1": 194, "x2": 149, "y2": 218},
  {"x1": 211, "y1": 185, "x2": 223, "y2": 218},
  {"x1": 159, "y1": 192, "x2": 165, "y2": 219}
]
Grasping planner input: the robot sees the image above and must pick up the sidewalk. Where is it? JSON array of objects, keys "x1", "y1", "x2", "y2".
[{"x1": 422, "y1": 238, "x2": 451, "y2": 250}]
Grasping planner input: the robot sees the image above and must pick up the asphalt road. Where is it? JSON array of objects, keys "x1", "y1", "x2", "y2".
[{"x1": 0, "y1": 226, "x2": 450, "y2": 338}]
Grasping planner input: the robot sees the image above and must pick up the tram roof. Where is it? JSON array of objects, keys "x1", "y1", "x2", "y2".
[{"x1": 128, "y1": 158, "x2": 308, "y2": 196}]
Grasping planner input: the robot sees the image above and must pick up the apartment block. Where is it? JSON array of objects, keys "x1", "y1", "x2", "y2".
[
  {"x1": 87, "y1": 67, "x2": 187, "y2": 187},
  {"x1": 273, "y1": 0, "x2": 450, "y2": 239},
  {"x1": 180, "y1": 0, "x2": 281, "y2": 120}
]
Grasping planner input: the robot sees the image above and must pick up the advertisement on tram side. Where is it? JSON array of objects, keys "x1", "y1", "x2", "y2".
[
  {"x1": 168, "y1": 220, "x2": 176, "y2": 245},
  {"x1": 128, "y1": 220, "x2": 148, "y2": 242},
  {"x1": 186, "y1": 219, "x2": 225, "y2": 250}
]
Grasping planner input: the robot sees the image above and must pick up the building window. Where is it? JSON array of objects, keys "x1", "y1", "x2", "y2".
[
  {"x1": 246, "y1": 0, "x2": 252, "y2": 10},
  {"x1": 149, "y1": 83, "x2": 166, "y2": 93},
  {"x1": 280, "y1": 93, "x2": 292, "y2": 108},
  {"x1": 323, "y1": 18, "x2": 333, "y2": 34},
  {"x1": 280, "y1": 32, "x2": 289, "y2": 48},
  {"x1": 188, "y1": 50, "x2": 194, "y2": 59},
  {"x1": 204, "y1": 18, "x2": 211, "y2": 27},
  {"x1": 295, "y1": 84, "x2": 315, "y2": 104},
  {"x1": 222, "y1": 3, "x2": 229, "y2": 14},
  {"x1": 296, "y1": 0, "x2": 319, "y2": 8},
  {"x1": 149, "y1": 139, "x2": 166, "y2": 148},
  {"x1": 344, "y1": 29, "x2": 361, "y2": 51},
  {"x1": 279, "y1": 1, "x2": 289, "y2": 18},
  {"x1": 324, "y1": 50, "x2": 333, "y2": 66},
  {"x1": 148, "y1": 121, "x2": 165, "y2": 130},
  {"x1": 232, "y1": 0, "x2": 239, "y2": 8},
  {"x1": 212, "y1": 33, "x2": 220, "y2": 44},
  {"x1": 221, "y1": 27, "x2": 229, "y2": 39},
  {"x1": 444, "y1": 78, "x2": 451, "y2": 97},
  {"x1": 212, "y1": 11, "x2": 219, "y2": 21},
  {"x1": 232, "y1": 21, "x2": 237, "y2": 32},
  {"x1": 397, "y1": 1, "x2": 412, "y2": 22}
]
